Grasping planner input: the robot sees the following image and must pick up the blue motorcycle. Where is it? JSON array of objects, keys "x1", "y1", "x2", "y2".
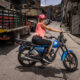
[{"x1": 16, "y1": 32, "x2": 78, "y2": 72}]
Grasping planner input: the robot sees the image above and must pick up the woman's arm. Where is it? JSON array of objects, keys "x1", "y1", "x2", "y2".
[{"x1": 41, "y1": 24, "x2": 62, "y2": 32}]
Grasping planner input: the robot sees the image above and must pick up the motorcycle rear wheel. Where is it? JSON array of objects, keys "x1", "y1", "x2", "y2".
[
  {"x1": 18, "y1": 49, "x2": 36, "y2": 67},
  {"x1": 63, "y1": 52, "x2": 78, "y2": 72}
]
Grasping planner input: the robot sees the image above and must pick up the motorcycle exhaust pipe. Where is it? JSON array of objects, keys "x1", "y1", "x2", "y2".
[
  {"x1": 21, "y1": 56, "x2": 40, "y2": 62},
  {"x1": 21, "y1": 57, "x2": 51, "y2": 64}
]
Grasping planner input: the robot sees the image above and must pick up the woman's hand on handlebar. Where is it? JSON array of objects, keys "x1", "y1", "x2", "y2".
[{"x1": 59, "y1": 30, "x2": 64, "y2": 33}]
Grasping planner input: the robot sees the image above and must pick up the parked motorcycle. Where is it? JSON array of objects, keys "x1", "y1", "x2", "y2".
[{"x1": 16, "y1": 32, "x2": 78, "y2": 72}]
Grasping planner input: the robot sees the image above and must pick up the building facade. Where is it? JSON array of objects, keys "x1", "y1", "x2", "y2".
[
  {"x1": 62, "y1": 0, "x2": 80, "y2": 34},
  {"x1": 41, "y1": 5, "x2": 61, "y2": 21}
]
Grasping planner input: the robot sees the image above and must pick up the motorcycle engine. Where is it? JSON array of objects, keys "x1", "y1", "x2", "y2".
[
  {"x1": 30, "y1": 49, "x2": 39, "y2": 56},
  {"x1": 50, "y1": 49, "x2": 56, "y2": 62}
]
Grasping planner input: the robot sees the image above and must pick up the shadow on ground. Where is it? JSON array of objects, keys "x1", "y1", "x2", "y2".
[
  {"x1": 16, "y1": 65, "x2": 70, "y2": 80},
  {"x1": 0, "y1": 40, "x2": 18, "y2": 55},
  {"x1": 0, "y1": 34, "x2": 31, "y2": 55}
]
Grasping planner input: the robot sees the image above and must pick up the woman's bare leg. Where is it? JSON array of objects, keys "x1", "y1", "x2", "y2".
[{"x1": 46, "y1": 42, "x2": 53, "y2": 56}]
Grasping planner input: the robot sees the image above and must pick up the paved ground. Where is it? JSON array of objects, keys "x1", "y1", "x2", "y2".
[
  {"x1": 62, "y1": 24, "x2": 80, "y2": 45},
  {"x1": 67, "y1": 33, "x2": 80, "y2": 45},
  {"x1": 0, "y1": 21, "x2": 80, "y2": 80}
]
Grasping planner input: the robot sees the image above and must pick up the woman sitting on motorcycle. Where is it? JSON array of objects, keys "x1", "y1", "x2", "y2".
[{"x1": 32, "y1": 14, "x2": 62, "y2": 62}]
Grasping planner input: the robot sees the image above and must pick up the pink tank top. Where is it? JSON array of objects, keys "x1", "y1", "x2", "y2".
[{"x1": 35, "y1": 22, "x2": 45, "y2": 38}]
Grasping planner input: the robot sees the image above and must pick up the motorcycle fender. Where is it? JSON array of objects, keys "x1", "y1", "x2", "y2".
[
  {"x1": 19, "y1": 45, "x2": 25, "y2": 51},
  {"x1": 61, "y1": 50, "x2": 73, "y2": 62}
]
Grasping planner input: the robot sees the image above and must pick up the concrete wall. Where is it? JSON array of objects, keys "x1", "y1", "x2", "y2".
[
  {"x1": 22, "y1": 9, "x2": 41, "y2": 16},
  {"x1": 78, "y1": 3, "x2": 80, "y2": 15},
  {"x1": 72, "y1": 15, "x2": 80, "y2": 34},
  {"x1": 71, "y1": 2, "x2": 80, "y2": 34},
  {"x1": 63, "y1": 1, "x2": 80, "y2": 34},
  {"x1": 0, "y1": 0, "x2": 10, "y2": 9}
]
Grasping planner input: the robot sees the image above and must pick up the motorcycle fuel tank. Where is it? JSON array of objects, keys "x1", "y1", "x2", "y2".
[{"x1": 51, "y1": 40, "x2": 59, "y2": 48}]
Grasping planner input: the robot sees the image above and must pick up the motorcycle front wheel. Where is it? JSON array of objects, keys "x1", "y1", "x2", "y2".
[
  {"x1": 18, "y1": 49, "x2": 36, "y2": 67},
  {"x1": 63, "y1": 52, "x2": 78, "y2": 72}
]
